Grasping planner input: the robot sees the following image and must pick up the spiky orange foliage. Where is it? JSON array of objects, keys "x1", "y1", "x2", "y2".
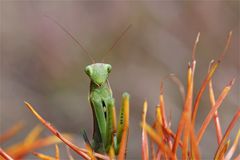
[
  {"x1": 141, "y1": 31, "x2": 239, "y2": 160},
  {"x1": 142, "y1": 101, "x2": 149, "y2": 160},
  {"x1": 0, "y1": 148, "x2": 13, "y2": 160},
  {"x1": 32, "y1": 144, "x2": 60, "y2": 160},
  {"x1": 0, "y1": 122, "x2": 24, "y2": 143},
  {"x1": 0, "y1": 124, "x2": 68, "y2": 160},
  {"x1": 24, "y1": 102, "x2": 108, "y2": 160},
  {"x1": 208, "y1": 61, "x2": 223, "y2": 144},
  {"x1": 1, "y1": 32, "x2": 238, "y2": 160},
  {"x1": 22, "y1": 95, "x2": 130, "y2": 160}
]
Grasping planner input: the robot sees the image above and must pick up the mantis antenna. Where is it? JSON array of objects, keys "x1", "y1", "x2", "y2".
[
  {"x1": 44, "y1": 15, "x2": 95, "y2": 63},
  {"x1": 101, "y1": 24, "x2": 132, "y2": 62}
]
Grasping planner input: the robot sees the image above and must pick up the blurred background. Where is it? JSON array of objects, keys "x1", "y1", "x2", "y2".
[{"x1": 1, "y1": 1, "x2": 239, "y2": 159}]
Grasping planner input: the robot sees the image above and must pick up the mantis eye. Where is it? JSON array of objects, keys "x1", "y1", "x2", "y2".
[
  {"x1": 85, "y1": 66, "x2": 92, "y2": 76},
  {"x1": 106, "y1": 64, "x2": 112, "y2": 73}
]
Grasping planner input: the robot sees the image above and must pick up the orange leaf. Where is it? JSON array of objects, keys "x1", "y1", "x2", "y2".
[
  {"x1": 215, "y1": 140, "x2": 230, "y2": 160},
  {"x1": 192, "y1": 31, "x2": 232, "y2": 127},
  {"x1": 0, "y1": 148, "x2": 13, "y2": 160},
  {"x1": 173, "y1": 64, "x2": 193, "y2": 155},
  {"x1": 32, "y1": 151, "x2": 55, "y2": 160},
  {"x1": 79, "y1": 148, "x2": 109, "y2": 160},
  {"x1": 55, "y1": 145, "x2": 60, "y2": 160},
  {"x1": 66, "y1": 146, "x2": 75, "y2": 160},
  {"x1": 215, "y1": 109, "x2": 240, "y2": 159},
  {"x1": 6, "y1": 134, "x2": 68, "y2": 159},
  {"x1": 24, "y1": 101, "x2": 90, "y2": 160},
  {"x1": 225, "y1": 129, "x2": 240, "y2": 160},
  {"x1": 142, "y1": 101, "x2": 149, "y2": 160},
  {"x1": 24, "y1": 125, "x2": 43, "y2": 145},
  {"x1": 0, "y1": 122, "x2": 24, "y2": 143},
  {"x1": 189, "y1": 123, "x2": 201, "y2": 160},
  {"x1": 141, "y1": 123, "x2": 174, "y2": 159},
  {"x1": 197, "y1": 79, "x2": 235, "y2": 144},
  {"x1": 108, "y1": 145, "x2": 115, "y2": 160},
  {"x1": 208, "y1": 61, "x2": 223, "y2": 144}
]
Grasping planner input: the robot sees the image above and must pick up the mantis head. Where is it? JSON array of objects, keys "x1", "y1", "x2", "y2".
[{"x1": 85, "y1": 63, "x2": 112, "y2": 86}]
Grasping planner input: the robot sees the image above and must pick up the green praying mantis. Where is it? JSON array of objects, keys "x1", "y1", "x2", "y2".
[
  {"x1": 48, "y1": 17, "x2": 131, "y2": 155},
  {"x1": 84, "y1": 63, "x2": 129, "y2": 154}
]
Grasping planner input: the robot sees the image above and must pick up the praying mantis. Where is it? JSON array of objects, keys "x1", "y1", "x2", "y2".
[{"x1": 47, "y1": 17, "x2": 131, "y2": 155}]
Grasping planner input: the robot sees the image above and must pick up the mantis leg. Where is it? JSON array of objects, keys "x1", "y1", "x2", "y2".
[
  {"x1": 90, "y1": 96, "x2": 107, "y2": 153},
  {"x1": 105, "y1": 98, "x2": 116, "y2": 152}
]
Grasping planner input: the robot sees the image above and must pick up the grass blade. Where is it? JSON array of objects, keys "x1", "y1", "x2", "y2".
[
  {"x1": 208, "y1": 61, "x2": 223, "y2": 144},
  {"x1": 141, "y1": 123, "x2": 174, "y2": 159},
  {"x1": 142, "y1": 101, "x2": 149, "y2": 160},
  {"x1": 79, "y1": 148, "x2": 109, "y2": 160},
  {"x1": 182, "y1": 61, "x2": 194, "y2": 160},
  {"x1": 6, "y1": 132, "x2": 68, "y2": 159},
  {"x1": 234, "y1": 154, "x2": 240, "y2": 160},
  {"x1": 192, "y1": 31, "x2": 232, "y2": 126},
  {"x1": 108, "y1": 145, "x2": 115, "y2": 160},
  {"x1": 23, "y1": 125, "x2": 43, "y2": 145},
  {"x1": 24, "y1": 101, "x2": 90, "y2": 160},
  {"x1": 169, "y1": 74, "x2": 185, "y2": 101},
  {"x1": 192, "y1": 61, "x2": 219, "y2": 126},
  {"x1": 66, "y1": 146, "x2": 75, "y2": 160},
  {"x1": 215, "y1": 140, "x2": 230, "y2": 160},
  {"x1": 85, "y1": 143, "x2": 96, "y2": 160},
  {"x1": 0, "y1": 148, "x2": 14, "y2": 160},
  {"x1": 214, "y1": 108, "x2": 240, "y2": 159},
  {"x1": 173, "y1": 64, "x2": 193, "y2": 155},
  {"x1": 225, "y1": 129, "x2": 240, "y2": 160},
  {"x1": 150, "y1": 140, "x2": 156, "y2": 160},
  {"x1": 32, "y1": 151, "x2": 55, "y2": 160},
  {"x1": 55, "y1": 145, "x2": 60, "y2": 160},
  {"x1": 0, "y1": 122, "x2": 24, "y2": 143},
  {"x1": 162, "y1": 126, "x2": 183, "y2": 148},
  {"x1": 197, "y1": 79, "x2": 235, "y2": 144},
  {"x1": 159, "y1": 83, "x2": 173, "y2": 151},
  {"x1": 189, "y1": 124, "x2": 201, "y2": 160}
]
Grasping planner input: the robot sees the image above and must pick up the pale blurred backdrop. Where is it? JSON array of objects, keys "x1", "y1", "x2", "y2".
[{"x1": 1, "y1": 1, "x2": 239, "y2": 159}]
